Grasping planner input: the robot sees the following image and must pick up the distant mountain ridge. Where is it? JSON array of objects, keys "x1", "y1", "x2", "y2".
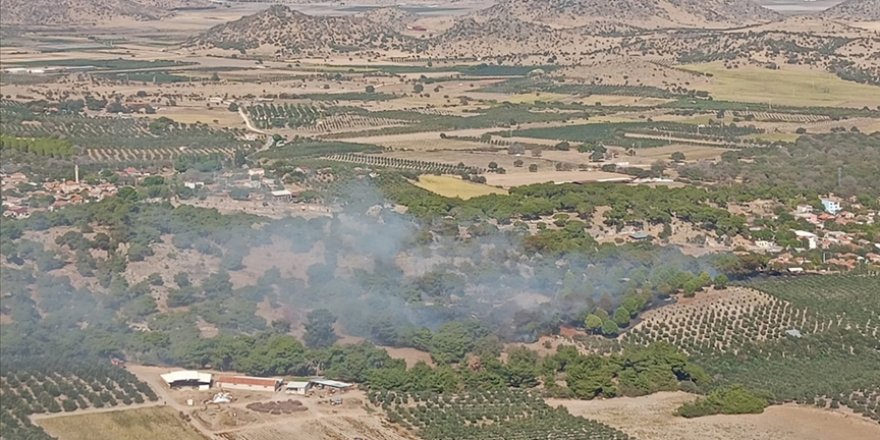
[
  {"x1": 820, "y1": 0, "x2": 880, "y2": 21},
  {"x1": 476, "y1": 0, "x2": 781, "y2": 29},
  {"x1": 0, "y1": 0, "x2": 211, "y2": 25}
]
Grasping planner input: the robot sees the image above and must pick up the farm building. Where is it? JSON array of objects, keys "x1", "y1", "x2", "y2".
[
  {"x1": 215, "y1": 375, "x2": 283, "y2": 392},
  {"x1": 285, "y1": 381, "x2": 310, "y2": 395},
  {"x1": 309, "y1": 379, "x2": 355, "y2": 393},
  {"x1": 270, "y1": 189, "x2": 293, "y2": 201},
  {"x1": 160, "y1": 370, "x2": 212, "y2": 390}
]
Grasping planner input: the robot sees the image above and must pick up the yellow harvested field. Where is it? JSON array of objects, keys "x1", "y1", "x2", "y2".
[
  {"x1": 414, "y1": 175, "x2": 507, "y2": 199},
  {"x1": 485, "y1": 170, "x2": 632, "y2": 188},
  {"x1": 39, "y1": 407, "x2": 206, "y2": 440},
  {"x1": 681, "y1": 63, "x2": 880, "y2": 108}
]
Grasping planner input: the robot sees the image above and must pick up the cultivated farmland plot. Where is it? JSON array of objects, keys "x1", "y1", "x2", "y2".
[
  {"x1": 372, "y1": 389, "x2": 635, "y2": 440},
  {"x1": 625, "y1": 287, "x2": 833, "y2": 356},
  {"x1": 741, "y1": 112, "x2": 831, "y2": 123},
  {"x1": 39, "y1": 407, "x2": 203, "y2": 440},
  {"x1": 309, "y1": 114, "x2": 406, "y2": 133},
  {"x1": 0, "y1": 363, "x2": 158, "y2": 439},
  {"x1": 324, "y1": 153, "x2": 484, "y2": 174},
  {"x1": 246, "y1": 103, "x2": 324, "y2": 129},
  {"x1": 1, "y1": 102, "x2": 254, "y2": 163},
  {"x1": 625, "y1": 275, "x2": 880, "y2": 423},
  {"x1": 247, "y1": 103, "x2": 406, "y2": 133}
]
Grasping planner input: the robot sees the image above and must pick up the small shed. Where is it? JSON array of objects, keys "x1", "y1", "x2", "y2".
[
  {"x1": 309, "y1": 379, "x2": 355, "y2": 393},
  {"x1": 270, "y1": 189, "x2": 293, "y2": 201},
  {"x1": 285, "y1": 381, "x2": 310, "y2": 395}
]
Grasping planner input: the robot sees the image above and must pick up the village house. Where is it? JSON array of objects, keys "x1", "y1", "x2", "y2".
[
  {"x1": 821, "y1": 197, "x2": 842, "y2": 215},
  {"x1": 2, "y1": 206, "x2": 30, "y2": 219},
  {"x1": 3, "y1": 172, "x2": 28, "y2": 187},
  {"x1": 793, "y1": 230, "x2": 819, "y2": 250},
  {"x1": 795, "y1": 204, "x2": 814, "y2": 215}
]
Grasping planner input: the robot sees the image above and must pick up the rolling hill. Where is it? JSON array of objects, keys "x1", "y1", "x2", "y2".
[
  {"x1": 476, "y1": 0, "x2": 782, "y2": 29},
  {"x1": 189, "y1": 5, "x2": 417, "y2": 55},
  {"x1": 0, "y1": 0, "x2": 211, "y2": 26},
  {"x1": 820, "y1": 0, "x2": 880, "y2": 21}
]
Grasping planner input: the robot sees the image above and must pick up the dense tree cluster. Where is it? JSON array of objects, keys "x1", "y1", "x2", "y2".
[{"x1": 680, "y1": 132, "x2": 880, "y2": 199}]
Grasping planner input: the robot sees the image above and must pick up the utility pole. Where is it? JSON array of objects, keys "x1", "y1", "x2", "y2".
[{"x1": 838, "y1": 166, "x2": 842, "y2": 188}]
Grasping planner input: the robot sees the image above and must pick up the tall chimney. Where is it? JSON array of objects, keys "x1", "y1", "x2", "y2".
[{"x1": 75, "y1": 164, "x2": 80, "y2": 183}]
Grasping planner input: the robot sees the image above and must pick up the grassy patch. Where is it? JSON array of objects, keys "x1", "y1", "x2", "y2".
[
  {"x1": 39, "y1": 407, "x2": 205, "y2": 440},
  {"x1": 681, "y1": 63, "x2": 880, "y2": 108},
  {"x1": 414, "y1": 175, "x2": 507, "y2": 200}
]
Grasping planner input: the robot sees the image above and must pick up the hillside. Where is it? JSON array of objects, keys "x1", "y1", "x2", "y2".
[
  {"x1": 820, "y1": 0, "x2": 880, "y2": 21},
  {"x1": 189, "y1": 5, "x2": 417, "y2": 55},
  {"x1": 476, "y1": 0, "x2": 781, "y2": 29},
  {"x1": 0, "y1": 0, "x2": 210, "y2": 26},
  {"x1": 359, "y1": 6, "x2": 419, "y2": 33},
  {"x1": 429, "y1": 14, "x2": 643, "y2": 59}
]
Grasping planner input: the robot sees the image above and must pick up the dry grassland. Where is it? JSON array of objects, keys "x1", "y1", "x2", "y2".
[
  {"x1": 485, "y1": 170, "x2": 632, "y2": 187},
  {"x1": 681, "y1": 62, "x2": 880, "y2": 108},
  {"x1": 413, "y1": 175, "x2": 507, "y2": 199},
  {"x1": 627, "y1": 144, "x2": 731, "y2": 161},
  {"x1": 39, "y1": 407, "x2": 206, "y2": 440},
  {"x1": 549, "y1": 392, "x2": 880, "y2": 440}
]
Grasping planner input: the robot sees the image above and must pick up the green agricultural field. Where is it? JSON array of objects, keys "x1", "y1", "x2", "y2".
[
  {"x1": 681, "y1": 63, "x2": 880, "y2": 108},
  {"x1": 630, "y1": 275, "x2": 880, "y2": 423},
  {"x1": 374, "y1": 389, "x2": 633, "y2": 440},
  {"x1": 39, "y1": 407, "x2": 205, "y2": 440},
  {"x1": 508, "y1": 120, "x2": 760, "y2": 147}
]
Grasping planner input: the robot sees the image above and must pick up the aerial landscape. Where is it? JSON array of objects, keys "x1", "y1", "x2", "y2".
[{"x1": 0, "y1": 0, "x2": 878, "y2": 439}]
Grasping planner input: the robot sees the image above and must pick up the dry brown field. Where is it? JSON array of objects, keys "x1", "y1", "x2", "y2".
[
  {"x1": 549, "y1": 391, "x2": 880, "y2": 440},
  {"x1": 38, "y1": 407, "x2": 206, "y2": 440}
]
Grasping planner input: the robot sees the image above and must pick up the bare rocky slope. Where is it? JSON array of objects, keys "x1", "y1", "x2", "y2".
[
  {"x1": 0, "y1": 0, "x2": 210, "y2": 26},
  {"x1": 820, "y1": 0, "x2": 880, "y2": 21}
]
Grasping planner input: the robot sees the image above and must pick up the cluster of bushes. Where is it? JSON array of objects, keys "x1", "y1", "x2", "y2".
[{"x1": 676, "y1": 385, "x2": 769, "y2": 418}]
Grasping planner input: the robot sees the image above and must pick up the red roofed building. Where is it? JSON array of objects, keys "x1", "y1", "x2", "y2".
[{"x1": 214, "y1": 375, "x2": 282, "y2": 392}]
